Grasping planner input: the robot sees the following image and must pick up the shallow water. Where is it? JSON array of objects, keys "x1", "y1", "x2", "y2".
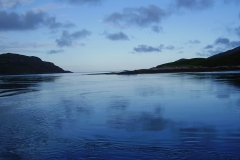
[{"x1": 0, "y1": 71, "x2": 240, "y2": 159}]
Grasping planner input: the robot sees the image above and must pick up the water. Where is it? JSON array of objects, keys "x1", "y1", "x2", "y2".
[{"x1": 0, "y1": 71, "x2": 240, "y2": 160}]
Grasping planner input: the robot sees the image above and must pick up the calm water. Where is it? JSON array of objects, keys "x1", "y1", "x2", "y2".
[{"x1": 0, "y1": 71, "x2": 240, "y2": 160}]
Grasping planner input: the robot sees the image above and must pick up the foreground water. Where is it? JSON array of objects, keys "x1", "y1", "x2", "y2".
[{"x1": 0, "y1": 71, "x2": 240, "y2": 160}]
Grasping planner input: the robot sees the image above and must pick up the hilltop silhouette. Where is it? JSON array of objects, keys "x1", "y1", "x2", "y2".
[
  {"x1": 157, "y1": 46, "x2": 240, "y2": 68},
  {"x1": 0, "y1": 53, "x2": 71, "y2": 75},
  {"x1": 102, "y1": 46, "x2": 240, "y2": 75}
]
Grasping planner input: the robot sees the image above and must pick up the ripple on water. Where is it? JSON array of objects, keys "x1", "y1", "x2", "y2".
[{"x1": 0, "y1": 73, "x2": 240, "y2": 159}]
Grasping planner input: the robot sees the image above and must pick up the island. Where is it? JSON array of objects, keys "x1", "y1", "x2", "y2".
[
  {"x1": 103, "y1": 46, "x2": 240, "y2": 75},
  {"x1": 0, "y1": 53, "x2": 71, "y2": 75}
]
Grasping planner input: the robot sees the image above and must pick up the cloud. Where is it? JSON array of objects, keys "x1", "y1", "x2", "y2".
[
  {"x1": 0, "y1": 35, "x2": 8, "y2": 39},
  {"x1": 0, "y1": 10, "x2": 73, "y2": 31},
  {"x1": 32, "y1": 3, "x2": 73, "y2": 12},
  {"x1": 104, "y1": 31, "x2": 129, "y2": 41},
  {"x1": 165, "y1": 45, "x2": 175, "y2": 50},
  {"x1": 0, "y1": 0, "x2": 31, "y2": 9},
  {"x1": 204, "y1": 45, "x2": 213, "y2": 49},
  {"x1": 222, "y1": 0, "x2": 240, "y2": 5},
  {"x1": 214, "y1": 37, "x2": 230, "y2": 45},
  {"x1": 104, "y1": 5, "x2": 167, "y2": 29},
  {"x1": 201, "y1": 37, "x2": 240, "y2": 56},
  {"x1": 0, "y1": 42, "x2": 52, "y2": 53},
  {"x1": 196, "y1": 52, "x2": 207, "y2": 56},
  {"x1": 0, "y1": 42, "x2": 51, "y2": 49},
  {"x1": 214, "y1": 37, "x2": 240, "y2": 48},
  {"x1": 175, "y1": 0, "x2": 214, "y2": 10},
  {"x1": 235, "y1": 26, "x2": 240, "y2": 38},
  {"x1": 47, "y1": 49, "x2": 64, "y2": 54},
  {"x1": 213, "y1": 37, "x2": 240, "y2": 48},
  {"x1": 44, "y1": 17, "x2": 74, "y2": 29},
  {"x1": 203, "y1": 48, "x2": 225, "y2": 56},
  {"x1": 57, "y1": 0, "x2": 102, "y2": 5},
  {"x1": 134, "y1": 45, "x2": 162, "y2": 53},
  {"x1": 56, "y1": 29, "x2": 91, "y2": 47},
  {"x1": 189, "y1": 40, "x2": 201, "y2": 44},
  {"x1": 228, "y1": 41, "x2": 240, "y2": 47},
  {"x1": 152, "y1": 25, "x2": 162, "y2": 33},
  {"x1": 133, "y1": 44, "x2": 175, "y2": 53}
]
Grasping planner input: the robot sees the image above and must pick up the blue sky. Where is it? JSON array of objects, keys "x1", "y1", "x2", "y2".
[{"x1": 0, "y1": 0, "x2": 240, "y2": 72}]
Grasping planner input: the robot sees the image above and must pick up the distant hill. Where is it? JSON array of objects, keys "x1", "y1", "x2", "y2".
[
  {"x1": 0, "y1": 53, "x2": 71, "y2": 75},
  {"x1": 157, "y1": 46, "x2": 240, "y2": 68},
  {"x1": 201, "y1": 46, "x2": 240, "y2": 67},
  {"x1": 103, "y1": 46, "x2": 240, "y2": 75},
  {"x1": 156, "y1": 58, "x2": 206, "y2": 68}
]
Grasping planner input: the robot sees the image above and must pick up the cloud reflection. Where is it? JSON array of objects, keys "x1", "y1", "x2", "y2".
[
  {"x1": 182, "y1": 72, "x2": 240, "y2": 100},
  {"x1": 126, "y1": 112, "x2": 170, "y2": 131},
  {"x1": 108, "y1": 96, "x2": 130, "y2": 110},
  {"x1": 176, "y1": 125, "x2": 218, "y2": 150},
  {"x1": 191, "y1": 72, "x2": 240, "y2": 89},
  {"x1": 135, "y1": 85, "x2": 164, "y2": 97},
  {"x1": 237, "y1": 97, "x2": 240, "y2": 107},
  {"x1": 107, "y1": 106, "x2": 172, "y2": 132},
  {"x1": 52, "y1": 97, "x2": 93, "y2": 131}
]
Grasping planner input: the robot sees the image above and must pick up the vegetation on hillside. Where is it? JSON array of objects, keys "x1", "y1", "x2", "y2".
[
  {"x1": 156, "y1": 46, "x2": 240, "y2": 68},
  {"x1": 0, "y1": 53, "x2": 71, "y2": 75}
]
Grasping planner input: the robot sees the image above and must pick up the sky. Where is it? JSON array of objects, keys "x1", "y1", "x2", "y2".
[{"x1": 0, "y1": 0, "x2": 240, "y2": 72}]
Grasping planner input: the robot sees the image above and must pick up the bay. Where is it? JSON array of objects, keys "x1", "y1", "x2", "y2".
[{"x1": 0, "y1": 71, "x2": 240, "y2": 159}]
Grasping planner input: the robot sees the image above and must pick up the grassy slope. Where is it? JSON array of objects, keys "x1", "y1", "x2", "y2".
[
  {"x1": 202, "y1": 48, "x2": 240, "y2": 67},
  {"x1": 156, "y1": 58, "x2": 206, "y2": 68},
  {"x1": 156, "y1": 46, "x2": 240, "y2": 68}
]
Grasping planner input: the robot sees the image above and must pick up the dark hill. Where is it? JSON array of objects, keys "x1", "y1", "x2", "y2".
[
  {"x1": 105, "y1": 46, "x2": 240, "y2": 75},
  {"x1": 0, "y1": 53, "x2": 71, "y2": 75},
  {"x1": 157, "y1": 46, "x2": 240, "y2": 68},
  {"x1": 202, "y1": 46, "x2": 240, "y2": 67},
  {"x1": 156, "y1": 58, "x2": 206, "y2": 68}
]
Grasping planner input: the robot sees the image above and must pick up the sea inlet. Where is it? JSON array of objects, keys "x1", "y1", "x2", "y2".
[{"x1": 0, "y1": 71, "x2": 240, "y2": 159}]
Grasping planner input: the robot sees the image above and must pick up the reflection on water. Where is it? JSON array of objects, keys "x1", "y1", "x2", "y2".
[
  {"x1": 187, "y1": 71, "x2": 240, "y2": 89},
  {"x1": 0, "y1": 75, "x2": 59, "y2": 97},
  {"x1": 135, "y1": 86, "x2": 164, "y2": 97},
  {"x1": 108, "y1": 106, "x2": 172, "y2": 132},
  {"x1": 109, "y1": 96, "x2": 130, "y2": 110},
  {"x1": 0, "y1": 71, "x2": 240, "y2": 159}
]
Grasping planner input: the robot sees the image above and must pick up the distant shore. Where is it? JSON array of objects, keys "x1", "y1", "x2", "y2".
[{"x1": 89, "y1": 66, "x2": 240, "y2": 75}]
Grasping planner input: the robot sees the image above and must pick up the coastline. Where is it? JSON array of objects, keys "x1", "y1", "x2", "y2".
[
  {"x1": 90, "y1": 66, "x2": 240, "y2": 75},
  {"x1": 0, "y1": 71, "x2": 72, "y2": 76}
]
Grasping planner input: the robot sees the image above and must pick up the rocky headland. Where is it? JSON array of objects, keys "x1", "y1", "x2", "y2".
[{"x1": 0, "y1": 53, "x2": 71, "y2": 75}]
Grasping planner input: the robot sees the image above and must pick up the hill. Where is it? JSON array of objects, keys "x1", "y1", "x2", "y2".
[
  {"x1": 157, "y1": 46, "x2": 240, "y2": 68},
  {"x1": 201, "y1": 46, "x2": 240, "y2": 67},
  {"x1": 0, "y1": 53, "x2": 71, "y2": 75},
  {"x1": 99, "y1": 46, "x2": 240, "y2": 75},
  {"x1": 156, "y1": 58, "x2": 206, "y2": 68}
]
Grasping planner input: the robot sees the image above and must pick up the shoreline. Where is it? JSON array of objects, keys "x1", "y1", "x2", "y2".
[
  {"x1": 0, "y1": 71, "x2": 72, "y2": 76},
  {"x1": 89, "y1": 66, "x2": 240, "y2": 75}
]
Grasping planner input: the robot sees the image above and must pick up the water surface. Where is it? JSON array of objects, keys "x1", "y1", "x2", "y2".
[{"x1": 0, "y1": 72, "x2": 240, "y2": 159}]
